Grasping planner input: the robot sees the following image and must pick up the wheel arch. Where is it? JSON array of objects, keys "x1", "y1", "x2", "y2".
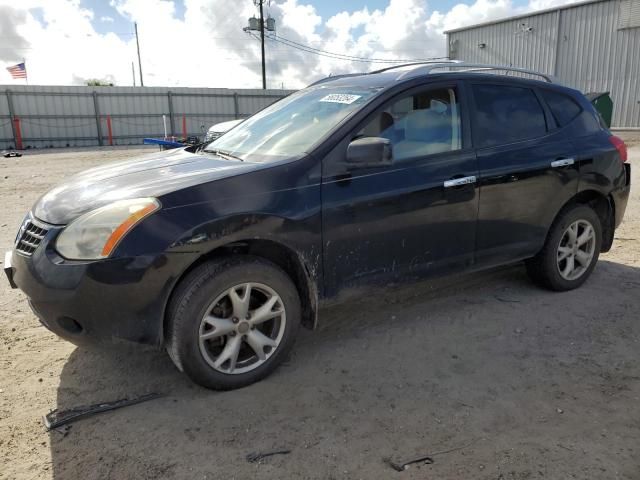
[
  {"x1": 162, "y1": 238, "x2": 319, "y2": 345},
  {"x1": 552, "y1": 190, "x2": 615, "y2": 252}
]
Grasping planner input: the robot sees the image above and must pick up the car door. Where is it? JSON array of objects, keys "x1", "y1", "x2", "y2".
[
  {"x1": 469, "y1": 81, "x2": 580, "y2": 266},
  {"x1": 321, "y1": 82, "x2": 479, "y2": 297}
]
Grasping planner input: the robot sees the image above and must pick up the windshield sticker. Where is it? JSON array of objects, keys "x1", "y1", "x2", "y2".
[{"x1": 319, "y1": 94, "x2": 362, "y2": 105}]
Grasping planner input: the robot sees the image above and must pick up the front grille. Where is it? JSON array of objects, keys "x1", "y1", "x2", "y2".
[{"x1": 16, "y1": 217, "x2": 49, "y2": 256}]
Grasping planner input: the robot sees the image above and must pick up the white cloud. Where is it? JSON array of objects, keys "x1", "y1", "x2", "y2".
[
  {"x1": 0, "y1": 5, "x2": 29, "y2": 62},
  {"x1": 0, "y1": 0, "x2": 131, "y2": 85},
  {"x1": 430, "y1": 0, "x2": 515, "y2": 32},
  {"x1": 527, "y1": 0, "x2": 577, "y2": 9},
  {"x1": 100, "y1": 15, "x2": 115, "y2": 22},
  {"x1": 0, "y1": 0, "x2": 580, "y2": 88}
]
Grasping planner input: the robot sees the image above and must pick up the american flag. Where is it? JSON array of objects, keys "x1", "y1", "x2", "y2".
[{"x1": 6, "y1": 62, "x2": 27, "y2": 79}]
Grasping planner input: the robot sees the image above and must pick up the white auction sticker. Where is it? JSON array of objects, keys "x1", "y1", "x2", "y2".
[{"x1": 319, "y1": 94, "x2": 362, "y2": 104}]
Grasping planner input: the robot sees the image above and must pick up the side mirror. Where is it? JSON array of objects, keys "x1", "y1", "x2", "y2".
[{"x1": 345, "y1": 137, "x2": 393, "y2": 168}]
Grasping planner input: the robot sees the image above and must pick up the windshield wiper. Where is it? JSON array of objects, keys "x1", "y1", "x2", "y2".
[{"x1": 203, "y1": 149, "x2": 244, "y2": 162}]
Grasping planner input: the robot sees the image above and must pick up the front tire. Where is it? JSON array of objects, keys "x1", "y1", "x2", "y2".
[
  {"x1": 526, "y1": 204, "x2": 602, "y2": 291},
  {"x1": 166, "y1": 256, "x2": 301, "y2": 390}
]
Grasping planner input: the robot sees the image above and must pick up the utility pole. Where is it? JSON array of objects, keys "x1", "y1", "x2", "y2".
[
  {"x1": 134, "y1": 22, "x2": 144, "y2": 86},
  {"x1": 258, "y1": 0, "x2": 266, "y2": 90},
  {"x1": 244, "y1": 2, "x2": 274, "y2": 89},
  {"x1": 131, "y1": 61, "x2": 136, "y2": 86}
]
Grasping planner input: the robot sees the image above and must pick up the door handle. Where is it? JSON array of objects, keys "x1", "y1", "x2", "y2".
[
  {"x1": 551, "y1": 157, "x2": 575, "y2": 168},
  {"x1": 444, "y1": 175, "x2": 477, "y2": 188}
]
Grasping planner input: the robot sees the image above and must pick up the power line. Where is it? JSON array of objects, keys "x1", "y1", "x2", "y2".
[
  {"x1": 272, "y1": 33, "x2": 445, "y2": 63},
  {"x1": 267, "y1": 35, "x2": 421, "y2": 63},
  {"x1": 254, "y1": 32, "x2": 447, "y2": 64},
  {"x1": 266, "y1": 34, "x2": 404, "y2": 62}
]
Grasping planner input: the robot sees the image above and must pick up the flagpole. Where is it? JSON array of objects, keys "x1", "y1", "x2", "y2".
[{"x1": 23, "y1": 58, "x2": 28, "y2": 85}]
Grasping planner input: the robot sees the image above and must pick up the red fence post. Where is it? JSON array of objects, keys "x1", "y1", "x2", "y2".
[
  {"x1": 106, "y1": 115, "x2": 113, "y2": 146},
  {"x1": 182, "y1": 114, "x2": 187, "y2": 139},
  {"x1": 13, "y1": 116, "x2": 23, "y2": 150}
]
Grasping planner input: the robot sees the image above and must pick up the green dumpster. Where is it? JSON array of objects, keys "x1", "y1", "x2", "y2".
[{"x1": 585, "y1": 92, "x2": 613, "y2": 128}]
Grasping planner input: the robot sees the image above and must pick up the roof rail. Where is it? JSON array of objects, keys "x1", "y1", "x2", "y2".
[
  {"x1": 307, "y1": 61, "x2": 558, "y2": 88},
  {"x1": 307, "y1": 73, "x2": 365, "y2": 87},
  {"x1": 307, "y1": 59, "x2": 459, "y2": 87},
  {"x1": 369, "y1": 59, "x2": 461, "y2": 75},
  {"x1": 395, "y1": 62, "x2": 558, "y2": 83}
]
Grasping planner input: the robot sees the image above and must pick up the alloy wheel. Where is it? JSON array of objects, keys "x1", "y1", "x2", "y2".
[
  {"x1": 198, "y1": 282, "x2": 286, "y2": 374},
  {"x1": 556, "y1": 219, "x2": 596, "y2": 281}
]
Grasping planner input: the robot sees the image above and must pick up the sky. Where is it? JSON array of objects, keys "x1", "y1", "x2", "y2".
[{"x1": 0, "y1": 0, "x2": 579, "y2": 89}]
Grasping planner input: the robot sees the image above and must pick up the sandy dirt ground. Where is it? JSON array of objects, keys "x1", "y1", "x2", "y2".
[{"x1": 0, "y1": 144, "x2": 639, "y2": 480}]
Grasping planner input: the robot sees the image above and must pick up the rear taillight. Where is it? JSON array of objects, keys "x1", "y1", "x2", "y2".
[{"x1": 609, "y1": 135, "x2": 628, "y2": 163}]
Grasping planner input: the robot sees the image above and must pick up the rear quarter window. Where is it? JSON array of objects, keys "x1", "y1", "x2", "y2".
[
  {"x1": 471, "y1": 84, "x2": 547, "y2": 148},
  {"x1": 540, "y1": 89, "x2": 583, "y2": 127}
]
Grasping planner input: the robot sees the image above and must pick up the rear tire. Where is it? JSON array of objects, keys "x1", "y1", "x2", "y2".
[
  {"x1": 526, "y1": 205, "x2": 602, "y2": 291},
  {"x1": 166, "y1": 256, "x2": 301, "y2": 390}
]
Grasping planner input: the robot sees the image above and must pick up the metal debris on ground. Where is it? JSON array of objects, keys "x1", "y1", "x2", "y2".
[
  {"x1": 495, "y1": 296, "x2": 521, "y2": 303},
  {"x1": 384, "y1": 440, "x2": 479, "y2": 472},
  {"x1": 246, "y1": 449, "x2": 292, "y2": 463},
  {"x1": 385, "y1": 454, "x2": 434, "y2": 472},
  {"x1": 43, "y1": 393, "x2": 164, "y2": 430}
]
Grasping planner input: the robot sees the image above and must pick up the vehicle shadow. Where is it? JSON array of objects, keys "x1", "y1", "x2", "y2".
[{"x1": 48, "y1": 259, "x2": 640, "y2": 479}]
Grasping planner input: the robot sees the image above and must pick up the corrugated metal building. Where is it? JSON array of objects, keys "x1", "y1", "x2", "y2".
[
  {"x1": 0, "y1": 86, "x2": 294, "y2": 149},
  {"x1": 445, "y1": 0, "x2": 640, "y2": 128}
]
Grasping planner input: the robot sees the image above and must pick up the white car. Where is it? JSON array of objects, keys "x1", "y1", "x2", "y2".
[
  {"x1": 204, "y1": 119, "x2": 243, "y2": 143},
  {"x1": 2, "y1": 150, "x2": 22, "y2": 158}
]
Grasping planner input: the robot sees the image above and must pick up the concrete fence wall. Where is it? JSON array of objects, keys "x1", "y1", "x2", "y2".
[{"x1": 0, "y1": 85, "x2": 296, "y2": 150}]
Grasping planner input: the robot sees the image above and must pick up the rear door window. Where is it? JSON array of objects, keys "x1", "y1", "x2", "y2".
[
  {"x1": 540, "y1": 89, "x2": 582, "y2": 127},
  {"x1": 472, "y1": 84, "x2": 547, "y2": 147}
]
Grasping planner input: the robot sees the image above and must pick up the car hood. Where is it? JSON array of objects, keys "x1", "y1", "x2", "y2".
[
  {"x1": 207, "y1": 119, "x2": 243, "y2": 134},
  {"x1": 33, "y1": 148, "x2": 258, "y2": 225}
]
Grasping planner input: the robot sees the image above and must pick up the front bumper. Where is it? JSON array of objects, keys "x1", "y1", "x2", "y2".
[
  {"x1": 5, "y1": 230, "x2": 194, "y2": 347},
  {"x1": 4, "y1": 251, "x2": 16, "y2": 288}
]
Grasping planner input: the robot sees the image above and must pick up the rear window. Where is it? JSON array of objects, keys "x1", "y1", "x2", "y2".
[
  {"x1": 540, "y1": 89, "x2": 582, "y2": 127},
  {"x1": 472, "y1": 84, "x2": 547, "y2": 147}
]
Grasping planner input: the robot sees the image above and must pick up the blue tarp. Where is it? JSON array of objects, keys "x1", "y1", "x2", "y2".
[{"x1": 143, "y1": 138, "x2": 184, "y2": 148}]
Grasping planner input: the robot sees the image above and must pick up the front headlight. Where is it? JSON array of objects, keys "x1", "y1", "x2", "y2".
[{"x1": 55, "y1": 198, "x2": 160, "y2": 260}]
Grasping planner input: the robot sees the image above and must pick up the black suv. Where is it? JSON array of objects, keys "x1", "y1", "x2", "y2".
[{"x1": 5, "y1": 63, "x2": 631, "y2": 390}]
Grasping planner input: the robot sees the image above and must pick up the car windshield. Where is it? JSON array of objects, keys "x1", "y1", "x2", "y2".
[{"x1": 203, "y1": 86, "x2": 380, "y2": 162}]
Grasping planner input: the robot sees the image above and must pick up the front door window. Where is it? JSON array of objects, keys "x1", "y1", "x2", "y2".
[{"x1": 357, "y1": 87, "x2": 462, "y2": 162}]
